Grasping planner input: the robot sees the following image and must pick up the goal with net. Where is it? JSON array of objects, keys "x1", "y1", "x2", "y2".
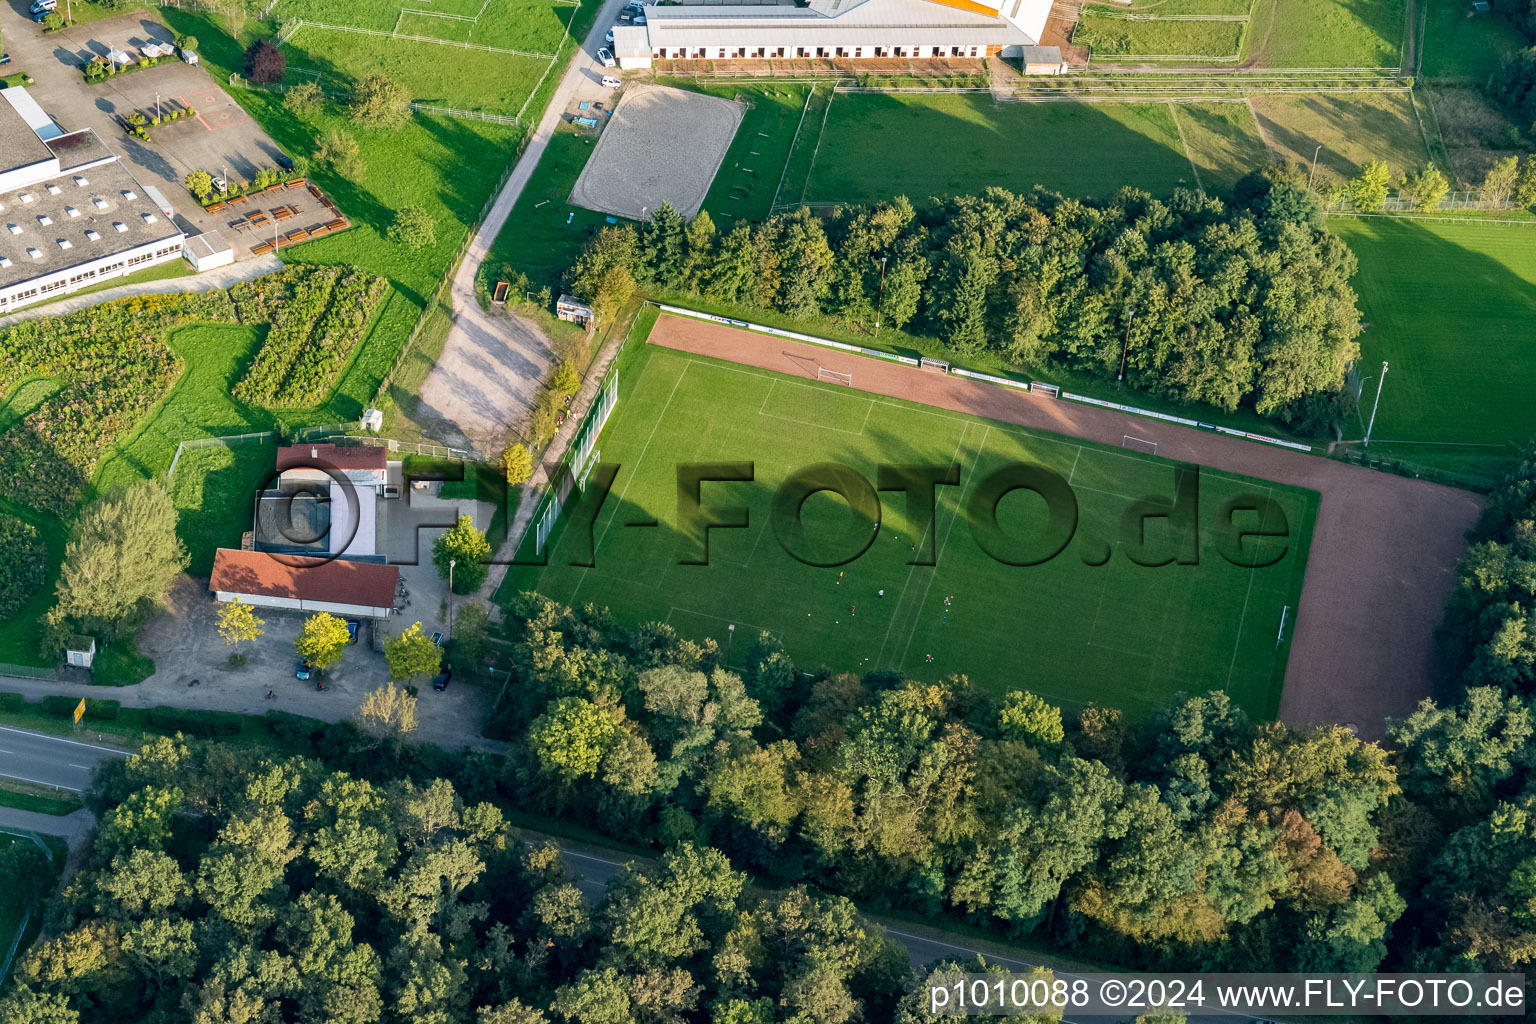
[
  {"x1": 1121, "y1": 435, "x2": 1158, "y2": 456},
  {"x1": 817, "y1": 367, "x2": 853, "y2": 386}
]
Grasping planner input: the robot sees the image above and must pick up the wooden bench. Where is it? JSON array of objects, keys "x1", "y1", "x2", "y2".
[
  {"x1": 324, "y1": 218, "x2": 347, "y2": 232},
  {"x1": 263, "y1": 183, "x2": 286, "y2": 195},
  {"x1": 273, "y1": 207, "x2": 295, "y2": 221},
  {"x1": 284, "y1": 178, "x2": 307, "y2": 189},
  {"x1": 306, "y1": 223, "x2": 330, "y2": 238},
  {"x1": 308, "y1": 185, "x2": 325, "y2": 201},
  {"x1": 248, "y1": 212, "x2": 270, "y2": 227},
  {"x1": 228, "y1": 194, "x2": 248, "y2": 205},
  {"x1": 206, "y1": 201, "x2": 227, "y2": 212},
  {"x1": 286, "y1": 228, "x2": 309, "y2": 242},
  {"x1": 251, "y1": 241, "x2": 274, "y2": 255}
]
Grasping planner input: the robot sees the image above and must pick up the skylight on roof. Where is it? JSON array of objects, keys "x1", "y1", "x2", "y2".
[
  {"x1": 121, "y1": 190, "x2": 138, "y2": 201},
  {"x1": 26, "y1": 248, "x2": 41, "y2": 259},
  {"x1": 73, "y1": 176, "x2": 89, "y2": 187},
  {"x1": 112, "y1": 222, "x2": 127, "y2": 232},
  {"x1": 57, "y1": 239, "x2": 72, "y2": 250},
  {"x1": 142, "y1": 212, "x2": 157, "y2": 224},
  {"x1": 65, "y1": 207, "x2": 80, "y2": 218},
  {"x1": 85, "y1": 229, "x2": 100, "y2": 241},
  {"x1": 0, "y1": 257, "x2": 10, "y2": 268},
  {"x1": 36, "y1": 215, "x2": 51, "y2": 226},
  {"x1": 92, "y1": 198, "x2": 109, "y2": 210},
  {"x1": 45, "y1": 184, "x2": 62, "y2": 196},
  {"x1": 6, "y1": 224, "x2": 19, "y2": 236},
  {"x1": 18, "y1": 194, "x2": 32, "y2": 204}
]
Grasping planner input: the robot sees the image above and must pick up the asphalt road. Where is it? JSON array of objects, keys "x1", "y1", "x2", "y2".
[{"x1": 0, "y1": 724, "x2": 127, "y2": 792}]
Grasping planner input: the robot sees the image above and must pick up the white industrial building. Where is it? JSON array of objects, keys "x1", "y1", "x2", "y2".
[
  {"x1": 0, "y1": 89, "x2": 187, "y2": 313},
  {"x1": 610, "y1": 0, "x2": 1055, "y2": 69}
]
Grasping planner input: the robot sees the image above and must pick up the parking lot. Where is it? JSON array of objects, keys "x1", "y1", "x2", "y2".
[{"x1": 1, "y1": 4, "x2": 292, "y2": 254}]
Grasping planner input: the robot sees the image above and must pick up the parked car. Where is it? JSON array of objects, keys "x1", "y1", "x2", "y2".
[
  {"x1": 0, "y1": 54, "x2": 11, "y2": 67},
  {"x1": 605, "y1": 28, "x2": 614, "y2": 43},
  {"x1": 30, "y1": 0, "x2": 58, "y2": 13},
  {"x1": 295, "y1": 661, "x2": 313, "y2": 681},
  {"x1": 617, "y1": 11, "x2": 632, "y2": 23},
  {"x1": 601, "y1": 75, "x2": 622, "y2": 88},
  {"x1": 346, "y1": 619, "x2": 360, "y2": 644},
  {"x1": 597, "y1": 47, "x2": 616, "y2": 67},
  {"x1": 431, "y1": 668, "x2": 452, "y2": 691},
  {"x1": 634, "y1": 14, "x2": 646, "y2": 24}
]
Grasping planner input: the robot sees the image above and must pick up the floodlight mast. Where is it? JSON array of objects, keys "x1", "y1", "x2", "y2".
[{"x1": 1364, "y1": 361, "x2": 1389, "y2": 448}]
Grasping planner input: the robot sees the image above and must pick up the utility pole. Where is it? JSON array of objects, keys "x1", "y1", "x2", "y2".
[
  {"x1": 448, "y1": 558, "x2": 456, "y2": 637},
  {"x1": 726, "y1": 623, "x2": 735, "y2": 667},
  {"x1": 1117, "y1": 305, "x2": 1135, "y2": 384},
  {"x1": 874, "y1": 255, "x2": 887, "y2": 340},
  {"x1": 1308, "y1": 144, "x2": 1322, "y2": 189},
  {"x1": 1363, "y1": 360, "x2": 1388, "y2": 448}
]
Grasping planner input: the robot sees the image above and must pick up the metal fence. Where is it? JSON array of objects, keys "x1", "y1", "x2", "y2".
[
  {"x1": 1325, "y1": 191, "x2": 1517, "y2": 213},
  {"x1": 165, "y1": 431, "x2": 275, "y2": 482},
  {"x1": 0, "y1": 662, "x2": 57, "y2": 681}
]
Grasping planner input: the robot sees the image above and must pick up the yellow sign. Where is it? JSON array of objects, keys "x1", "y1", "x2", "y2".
[{"x1": 73, "y1": 698, "x2": 85, "y2": 724}]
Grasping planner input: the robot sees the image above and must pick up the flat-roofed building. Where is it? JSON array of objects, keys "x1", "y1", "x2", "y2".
[
  {"x1": 612, "y1": 0, "x2": 1053, "y2": 68},
  {"x1": 0, "y1": 90, "x2": 186, "y2": 313}
]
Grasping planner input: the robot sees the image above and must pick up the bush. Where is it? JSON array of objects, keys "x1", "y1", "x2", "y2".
[
  {"x1": 0, "y1": 516, "x2": 46, "y2": 617},
  {"x1": 244, "y1": 39, "x2": 286, "y2": 84},
  {"x1": 315, "y1": 129, "x2": 365, "y2": 178},
  {"x1": 41, "y1": 696, "x2": 121, "y2": 720},
  {"x1": 147, "y1": 706, "x2": 244, "y2": 737},
  {"x1": 265, "y1": 709, "x2": 328, "y2": 750},
  {"x1": 0, "y1": 692, "x2": 25, "y2": 713},
  {"x1": 284, "y1": 80, "x2": 324, "y2": 117},
  {"x1": 388, "y1": 206, "x2": 437, "y2": 250},
  {"x1": 349, "y1": 74, "x2": 411, "y2": 128}
]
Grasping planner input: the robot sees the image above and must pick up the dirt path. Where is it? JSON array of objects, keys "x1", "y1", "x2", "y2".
[{"x1": 648, "y1": 314, "x2": 1482, "y2": 738}]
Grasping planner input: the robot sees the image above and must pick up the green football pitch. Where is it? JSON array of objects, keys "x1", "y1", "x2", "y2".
[{"x1": 509, "y1": 344, "x2": 1317, "y2": 720}]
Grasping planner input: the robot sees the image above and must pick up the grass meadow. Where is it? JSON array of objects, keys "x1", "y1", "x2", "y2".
[
  {"x1": 798, "y1": 94, "x2": 1225, "y2": 204},
  {"x1": 505, "y1": 342, "x2": 1316, "y2": 722},
  {"x1": 1419, "y1": 5, "x2": 1530, "y2": 80},
  {"x1": 1249, "y1": 92, "x2": 1431, "y2": 187},
  {"x1": 1244, "y1": 0, "x2": 1406, "y2": 68},
  {"x1": 1332, "y1": 218, "x2": 1536, "y2": 456},
  {"x1": 273, "y1": 0, "x2": 583, "y2": 53}
]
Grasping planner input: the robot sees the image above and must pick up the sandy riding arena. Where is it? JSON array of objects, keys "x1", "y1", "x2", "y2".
[
  {"x1": 647, "y1": 314, "x2": 1484, "y2": 740},
  {"x1": 569, "y1": 85, "x2": 744, "y2": 220}
]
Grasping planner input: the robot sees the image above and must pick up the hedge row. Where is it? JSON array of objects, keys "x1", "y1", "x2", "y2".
[
  {"x1": 147, "y1": 705, "x2": 244, "y2": 737},
  {"x1": 40, "y1": 695, "x2": 120, "y2": 720},
  {"x1": 0, "y1": 692, "x2": 24, "y2": 713}
]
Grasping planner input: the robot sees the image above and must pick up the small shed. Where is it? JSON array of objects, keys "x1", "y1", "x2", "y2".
[
  {"x1": 360, "y1": 408, "x2": 384, "y2": 432},
  {"x1": 557, "y1": 294, "x2": 594, "y2": 325},
  {"x1": 1020, "y1": 45, "x2": 1064, "y2": 76},
  {"x1": 66, "y1": 636, "x2": 96, "y2": 669},
  {"x1": 184, "y1": 231, "x2": 235, "y2": 271}
]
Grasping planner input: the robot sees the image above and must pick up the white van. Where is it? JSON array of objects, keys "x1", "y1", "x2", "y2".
[{"x1": 600, "y1": 75, "x2": 622, "y2": 88}]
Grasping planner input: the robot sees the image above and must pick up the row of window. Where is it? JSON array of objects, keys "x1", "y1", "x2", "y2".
[
  {"x1": 653, "y1": 44, "x2": 982, "y2": 60},
  {"x1": 0, "y1": 243, "x2": 182, "y2": 306}
]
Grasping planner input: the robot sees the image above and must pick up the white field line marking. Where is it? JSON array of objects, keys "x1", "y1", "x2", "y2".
[
  {"x1": 894, "y1": 425, "x2": 991, "y2": 673},
  {"x1": 567, "y1": 361, "x2": 691, "y2": 606}
]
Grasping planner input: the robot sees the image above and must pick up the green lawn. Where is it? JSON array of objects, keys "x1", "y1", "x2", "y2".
[
  {"x1": 504, "y1": 341, "x2": 1316, "y2": 722},
  {"x1": 1419, "y1": 7, "x2": 1530, "y2": 80},
  {"x1": 691, "y1": 82, "x2": 815, "y2": 225},
  {"x1": 1244, "y1": 0, "x2": 1406, "y2": 68},
  {"x1": 1249, "y1": 92, "x2": 1432, "y2": 187},
  {"x1": 273, "y1": 0, "x2": 586, "y2": 53},
  {"x1": 1332, "y1": 218, "x2": 1536, "y2": 452},
  {"x1": 0, "y1": 835, "x2": 24, "y2": 973},
  {"x1": 800, "y1": 94, "x2": 1207, "y2": 204},
  {"x1": 281, "y1": 25, "x2": 553, "y2": 115},
  {"x1": 0, "y1": 499, "x2": 66, "y2": 667},
  {"x1": 1172, "y1": 101, "x2": 1273, "y2": 193},
  {"x1": 0, "y1": 786, "x2": 82, "y2": 816},
  {"x1": 477, "y1": 126, "x2": 618, "y2": 295},
  {"x1": 1077, "y1": 15, "x2": 1246, "y2": 59}
]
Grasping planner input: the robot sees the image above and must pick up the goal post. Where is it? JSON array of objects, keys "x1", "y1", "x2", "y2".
[
  {"x1": 1121, "y1": 434, "x2": 1158, "y2": 456},
  {"x1": 817, "y1": 366, "x2": 853, "y2": 387}
]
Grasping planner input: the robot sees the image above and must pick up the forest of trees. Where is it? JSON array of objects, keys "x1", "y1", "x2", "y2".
[
  {"x1": 566, "y1": 172, "x2": 1362, "y2": 432},
  {"x1": 11, "y1": 446, "x2": 1536, "y2": 1020}
]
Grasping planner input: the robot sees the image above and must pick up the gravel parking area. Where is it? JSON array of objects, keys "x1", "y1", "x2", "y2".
[{"x1": 569, "y1": 84, "x2": 744, "y2": 220}]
